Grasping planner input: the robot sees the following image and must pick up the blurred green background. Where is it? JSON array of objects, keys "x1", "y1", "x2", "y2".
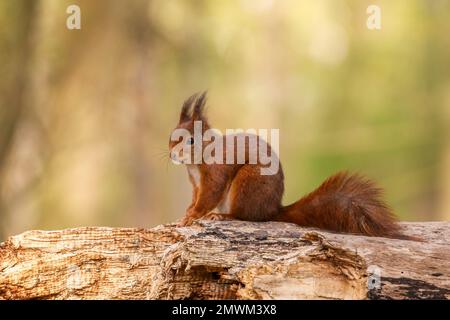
[{"x1": 1, "y1": 0, "x2": 449, "y2": 240}]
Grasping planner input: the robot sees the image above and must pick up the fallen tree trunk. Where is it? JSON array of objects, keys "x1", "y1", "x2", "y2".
[{"x1": 0, "y1": 221, "x2": 448, "y2": 300}]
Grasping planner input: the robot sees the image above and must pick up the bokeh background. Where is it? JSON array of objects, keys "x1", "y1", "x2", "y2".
[{"x1": 1, "y1": 0, "x2": 449, "y2": 240}]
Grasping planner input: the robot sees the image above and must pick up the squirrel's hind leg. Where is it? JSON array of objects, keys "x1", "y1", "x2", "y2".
[{"x1": 228, "y1": 165, "x2": 284, "y2": 221}]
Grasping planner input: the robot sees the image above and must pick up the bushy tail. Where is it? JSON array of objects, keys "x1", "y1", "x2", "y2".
[{"x1": 276, "y1": 172, "x2": 410, "y2": 239}]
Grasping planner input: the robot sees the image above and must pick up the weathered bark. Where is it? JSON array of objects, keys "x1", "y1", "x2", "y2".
[{"x1": 0, "y1": 221, "x2": 448, "y2": 300}]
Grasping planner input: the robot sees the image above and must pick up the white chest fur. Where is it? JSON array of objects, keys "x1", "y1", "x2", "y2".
[{"x1": 187, "y1": 166, "x2": 201, "y2": 187}]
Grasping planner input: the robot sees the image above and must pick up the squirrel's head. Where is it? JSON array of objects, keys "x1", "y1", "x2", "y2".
[{"x1": 169, "y1": 91, "x2": 211, "y2": 164}]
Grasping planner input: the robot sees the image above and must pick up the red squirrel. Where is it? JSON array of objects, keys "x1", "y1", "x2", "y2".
[{"x1": 169, "y1": 92, "x2": 407, "y2": 239}]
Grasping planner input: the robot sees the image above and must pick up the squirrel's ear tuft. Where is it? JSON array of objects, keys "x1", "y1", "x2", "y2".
[
  {"x1": 179, "y1": 91, "x2": 208, "y2": 123},
  {"x1": 179, "y1": 93, "x2": 198, "y2": 122},
  {"x1": 192, "y1": 91, "x2": 207, "y2": 120}
]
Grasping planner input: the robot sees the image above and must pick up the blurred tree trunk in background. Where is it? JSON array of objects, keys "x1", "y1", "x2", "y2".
[
  {"x1": 119, "y1": 0, "x2": 156, "y2": 227},
  {"x1": 423, "y1": 2, "x2": 450, "y2": 221},
  {"x1": 0, "y1": 0, "x2": 38, "y2": 240},
  {"x1": 439, "y1": 99, "x2": 450, "y2": 220}
]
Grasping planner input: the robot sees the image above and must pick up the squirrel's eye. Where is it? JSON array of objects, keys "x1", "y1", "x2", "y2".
[{"x1": 187, "y1": 137, "x2": 194, "y2": 145}]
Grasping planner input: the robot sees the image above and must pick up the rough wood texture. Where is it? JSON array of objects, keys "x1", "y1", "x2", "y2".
[{"x1": 0, "y1": 221, "x2": 448, "y2": 300}]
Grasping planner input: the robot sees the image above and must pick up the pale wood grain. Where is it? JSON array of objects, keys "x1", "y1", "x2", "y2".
[{"x1": 0, "y1": 221, "x2": 448, "y2": 300}]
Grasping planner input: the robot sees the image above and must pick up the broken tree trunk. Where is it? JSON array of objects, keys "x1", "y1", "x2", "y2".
[{"x1": 0, "y1": 221, "x2": 449, "y2": 300}]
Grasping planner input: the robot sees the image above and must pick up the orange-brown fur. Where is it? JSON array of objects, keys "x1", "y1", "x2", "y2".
[{"x1": 169, "y1": 92, "x2": 408, "y2": 239}]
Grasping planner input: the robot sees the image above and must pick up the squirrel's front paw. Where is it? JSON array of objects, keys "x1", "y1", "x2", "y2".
[
  {"x1": 177, "y1": 216, "x2": 193, "y2": 227},
  {"x1": 177, "y1": 208, "x2": 207, "y2": 226},
  {"x1": 177, "y1": 209, "x2": 199, "y2": 226}
]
